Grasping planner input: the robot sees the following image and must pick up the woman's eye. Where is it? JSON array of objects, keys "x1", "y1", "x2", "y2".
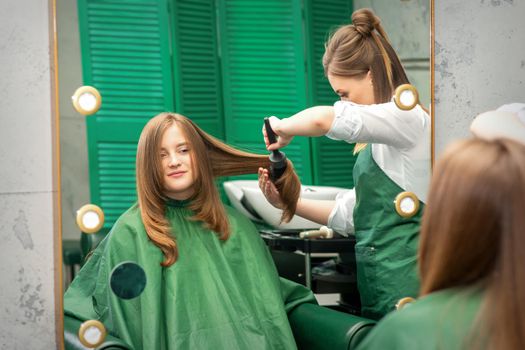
[
  {"x1": 180, "y1": 148, "x2": 189, "y2": 153},
  {"x1": 160, "y1": 152, "x2": 168, "y2": 158}
]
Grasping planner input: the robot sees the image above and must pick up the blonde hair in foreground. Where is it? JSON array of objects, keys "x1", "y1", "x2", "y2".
[
  {"x1": 419, "y1": 138, "x2": 525, "y2": 350},
  {"x1": 136, "y1": 112, "x2": 301, "y2": 266}
]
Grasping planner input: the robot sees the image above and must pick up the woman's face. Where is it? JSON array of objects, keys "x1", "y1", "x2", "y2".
[
  {"x1": 160, "y1": 123, "x2": 195, "y2": 200},
  {"x1": 327, "y1": 72, "x2": 375, "y2": 105}
]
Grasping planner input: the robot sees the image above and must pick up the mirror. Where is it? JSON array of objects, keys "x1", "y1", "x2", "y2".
[{"x1": 55, "y1": 0, "x2": 432, "y2": 342}]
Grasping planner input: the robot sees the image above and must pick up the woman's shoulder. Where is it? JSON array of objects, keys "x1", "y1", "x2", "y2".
[
  {"x1": 114, "y1": 203, "x2": 142, "y2": 227},
  {"x1": 106, "y1": 203, "x2": 145, "y2": 242},
  {"x1": 357, "y1": 287, "x2": 484, "y2": 349}
]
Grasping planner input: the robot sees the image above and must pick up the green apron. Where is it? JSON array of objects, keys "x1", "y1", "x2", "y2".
[{"x1": 353, "y1": 145, "x2": 423, "y2": 320}]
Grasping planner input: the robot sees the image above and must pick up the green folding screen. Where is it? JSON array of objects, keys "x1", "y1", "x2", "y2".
[
  {"x1": 78, "y1": 0, "x2": 174, "y2": 229},
  {"x1": 305, "y1": 0, "x2": 357, "y2": 187},
  {"x1": 217, "y1": 0, "x2": 313, "y2": 181},
  {"x1": 77, "y1": 0, "x2": 355, "y2": 228}
]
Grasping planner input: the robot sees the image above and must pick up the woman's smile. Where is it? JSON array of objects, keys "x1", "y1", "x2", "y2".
[{"x1": 167, "y1": 170, "x2": 187, "y2": 178}]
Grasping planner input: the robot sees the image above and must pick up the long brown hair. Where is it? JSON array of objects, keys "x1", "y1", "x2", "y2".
[
  {"x1": 136, "y1": 112, "x2": 300, "y2": 266},
  {"x1": 419, "y1": 138, "x2": 525, "y2": 349}
]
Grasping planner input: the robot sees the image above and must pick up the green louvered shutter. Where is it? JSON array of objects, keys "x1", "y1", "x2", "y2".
[
  {"x1": 169, "y1": 0, "x2": 228, "y2": 197},
  {"x1": 170, "y1": 0, "x2": 224, "y2": 138},
  {"x1": 217, "y1": 0, "x2": 313, "y2": 183},
  {"x1": 305, "y1": 0, "x2": 357, "y2": 188},
  {"x1": 78, "y1": 0, "x2": 175, "y2": 229}
]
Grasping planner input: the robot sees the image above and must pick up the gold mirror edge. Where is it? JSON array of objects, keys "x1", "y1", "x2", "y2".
[
  {"x1": 431, "y1": 0, "x2": 436, "y2": 169},
  {"x1": 50, "y1": 0, "x2": 65, "y2": 348}
]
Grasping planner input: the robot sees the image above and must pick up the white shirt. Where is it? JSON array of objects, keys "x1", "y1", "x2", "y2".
[{"x1": 325, "y1": 100, "x2": 431, "y2": 236}]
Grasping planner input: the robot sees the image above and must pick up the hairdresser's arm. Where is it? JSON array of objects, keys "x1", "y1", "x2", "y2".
[
  {"x1": 265, "y1": 106, "x2": 334, "y2": 150},
  {"x1": 294, "y1": 198, "x2": 334, "y2": 225},
  {"x1": 258, "y1": 168, "x2": 334, "y2": 225}
]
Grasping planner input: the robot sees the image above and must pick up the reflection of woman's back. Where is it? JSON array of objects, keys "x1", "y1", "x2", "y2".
[
  {"x1": 356, "y1": 137, "x2": 525, "y2": 350},
  {"x1": 64, "y1": 113, "x2": 315, "y2": 349}
]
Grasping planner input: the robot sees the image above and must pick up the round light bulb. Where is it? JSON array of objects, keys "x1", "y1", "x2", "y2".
[
  {"x1": 399, "y1": 197, "x2": 416, "y2": 214},
  {"x1": 399, "y1": 89, "x2": 416, "y2": 107},
  {"x1": 76, "y1": 204, "x2": 105, "y2": 234},
  {"x1": 394, "y1": 84, "x2": 419, "y2": 111},
  {"x1": 78, "y1": 320, "x2": 106, "y2": 348},
  {"x1": 82, "y1": 210, "x2": 100, "y2": 230},
  {"x1": 83, "y1": 325, "x2": 102, "y2": 345},
  {"x1": 394, "y1": 192, "x2": 420, "y2": 218},
  {"x1": 78, "y1": 92, "x2": 98, "y2": 111},
  {"x1": 72, "y1": 86, "x2": 102, "y2": 115}
]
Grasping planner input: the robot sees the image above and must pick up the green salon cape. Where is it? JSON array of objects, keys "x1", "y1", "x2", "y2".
[
  {"x1": 356, "y1": 287, "x2": 484, "y2": 350},
  {"x1": 64, "y1": 201, "x2": 316, "y2": 349}
]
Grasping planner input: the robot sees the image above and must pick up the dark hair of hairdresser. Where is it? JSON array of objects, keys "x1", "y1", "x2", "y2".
[
  {"x1": 419, "y1": 138, "x2": 525, "y2": 349},
  {"x1": 136, "y1": 112, "x2": 300, "y2": 267}
]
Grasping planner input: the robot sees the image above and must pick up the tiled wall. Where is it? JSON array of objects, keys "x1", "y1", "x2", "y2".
[{"x1": 0, "y1": 0, "x2": 59, "y2": 348}]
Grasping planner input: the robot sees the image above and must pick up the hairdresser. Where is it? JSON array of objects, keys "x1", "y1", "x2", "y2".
[{"x1": 258, "y1": 8, "x2": 430, "y2": 320}]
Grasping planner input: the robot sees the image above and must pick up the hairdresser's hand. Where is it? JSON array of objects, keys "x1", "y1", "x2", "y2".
[
  {"x1": 258, "y1": 167, "x2": 284, "y2": 209},
  {"x1": 262, "y1": 116, "x2": 293, "y2": 151}
]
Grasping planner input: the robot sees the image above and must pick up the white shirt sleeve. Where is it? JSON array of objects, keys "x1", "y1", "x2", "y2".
[
  {"x1": 326, "y1": 101, "x2": 427, "y2": 150},
  {"x1": 327, "y1": 189, "x2": 356, "y2": 236}
]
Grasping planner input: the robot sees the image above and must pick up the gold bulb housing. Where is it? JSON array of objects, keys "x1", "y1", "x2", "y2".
[
  {"x1": 71, "y1": 86, "x2": 102, "y2": 115},
  {"x1": 76, "y1": 204, "x2": 105, "y2": 234},
  {"x1": 394, "y1": 84, "x2": 419, "y2": 111},
  {"x1": 78, "y1": 319, "x2": 107, "y2": 348},
  {"x1": 394, "y1": 191, "x2": 420, "y2": 218}
]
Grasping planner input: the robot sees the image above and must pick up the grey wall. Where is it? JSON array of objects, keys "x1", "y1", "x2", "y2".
[
  {"x1": 434, "y1": 0, "x2": 525, "y2": 155},
  {"x1": 0, "y1": 0, "x2": 59, "y2": 349},
  {"x1": 57, "y1": 0, "x2": 89, "y2": 241}
]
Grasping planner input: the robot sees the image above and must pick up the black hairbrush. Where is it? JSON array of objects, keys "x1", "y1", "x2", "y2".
[{"x1": 264, "y1": 118, "x2": 288, "y2": 182}]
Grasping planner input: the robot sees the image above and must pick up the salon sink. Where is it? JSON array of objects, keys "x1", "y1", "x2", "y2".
[{"x1": 223, "y1": 180, "x2": 348, "y2": 229}]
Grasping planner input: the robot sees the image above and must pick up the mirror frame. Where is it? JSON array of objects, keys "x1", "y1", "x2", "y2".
[
  {"x1": 50, "y1": 1, "x2": 436, "y2": 348},
  {"x1": 50, "y1": 0, "x2": 65, "y2": 347}
]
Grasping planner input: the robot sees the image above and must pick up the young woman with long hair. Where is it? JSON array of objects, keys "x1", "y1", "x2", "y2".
[
  {"x1": 259, "y1": 8, "x2": 430, "y2": 319},
  {"x1": 64, "y1": 112, "x2": 315, "y2": 349},
  {"x1": 356, "y1": 137, "x2": 525, "y2": 349}
]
